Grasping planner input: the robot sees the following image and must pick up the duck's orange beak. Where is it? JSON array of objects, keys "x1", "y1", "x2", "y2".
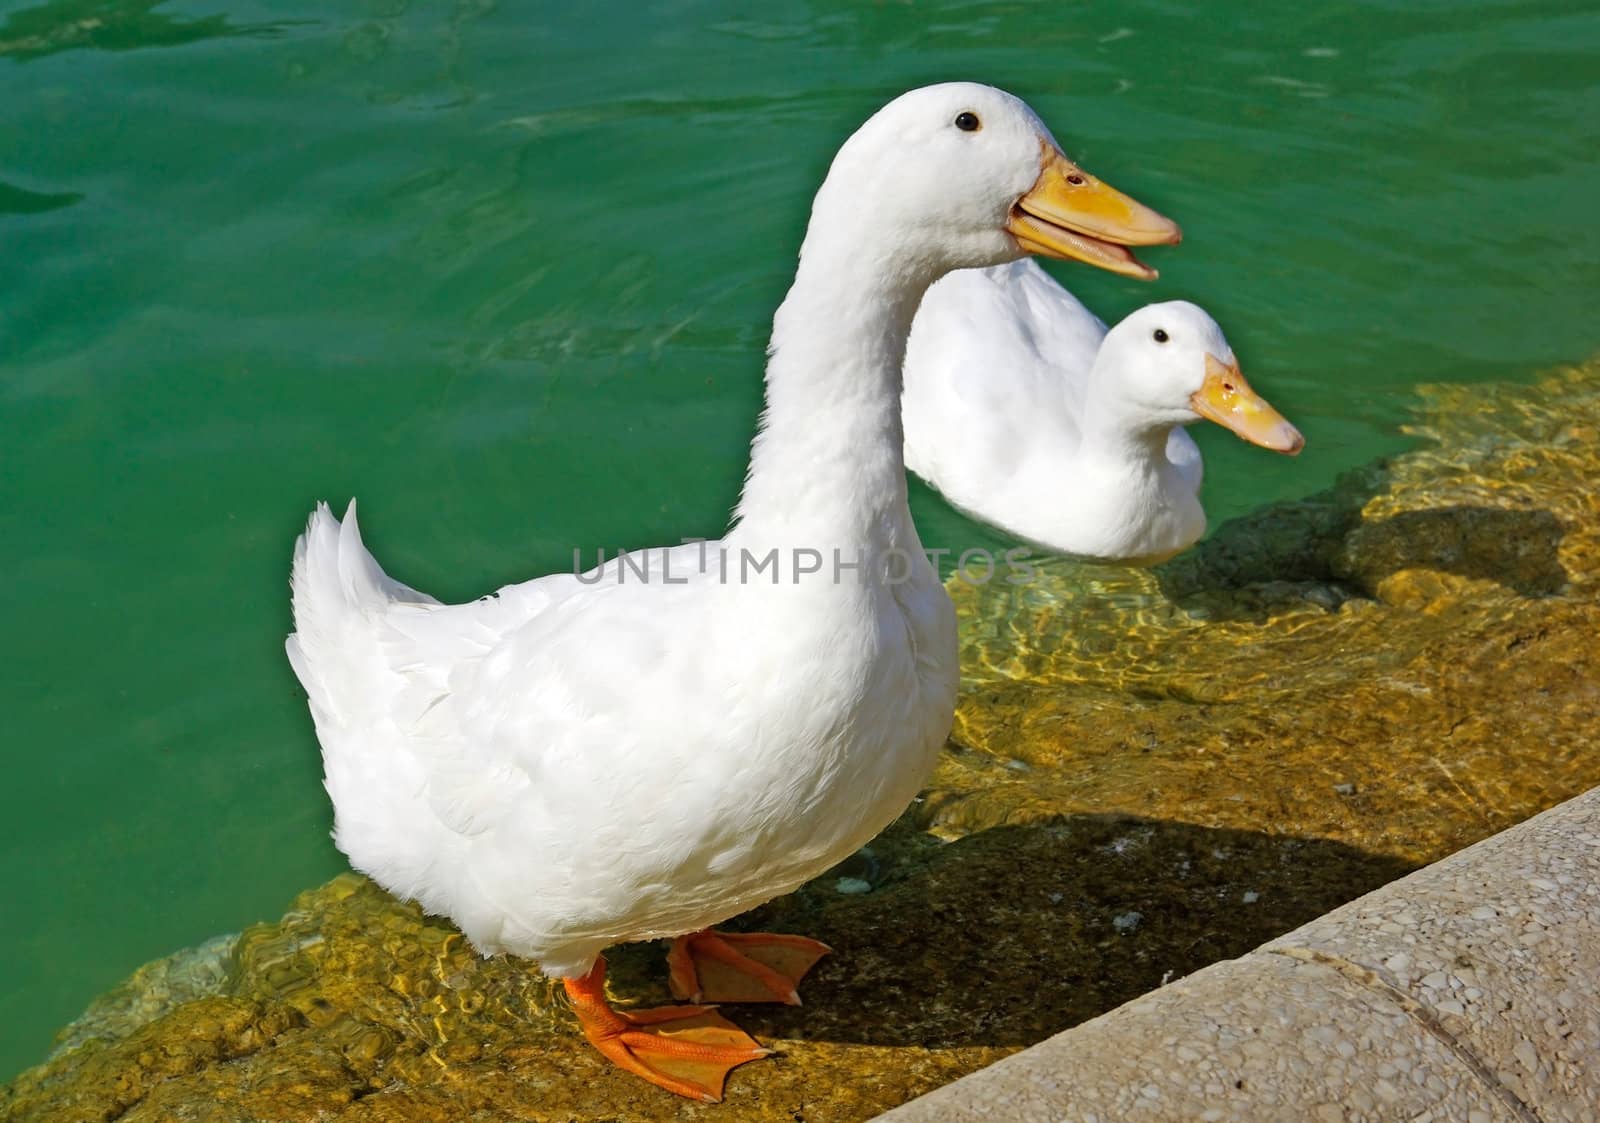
[
  {"x1": 1006, "y1": 141, "x2": 1182, "y2": 280},
  {"x1": 1190, "y1": 354, "x2": 1305, "y2": 454}
]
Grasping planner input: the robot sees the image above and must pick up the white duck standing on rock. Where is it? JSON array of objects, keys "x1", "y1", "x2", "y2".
[
  {"x1": 904, "y1": 260, "x2": 1303, "y2": 563},
  {"x1": 285, "y1": 83, "x2": 1179, "y2": 1101}
]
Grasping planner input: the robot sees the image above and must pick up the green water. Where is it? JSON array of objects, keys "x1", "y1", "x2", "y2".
[{"x1": 2, "y1": 0, "x2": 1596, "y2": 1078}]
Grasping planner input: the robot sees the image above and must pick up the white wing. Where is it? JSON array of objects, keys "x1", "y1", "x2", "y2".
[{"x1": 903, "y1": 258, "x2": 1106, "y2": 505}]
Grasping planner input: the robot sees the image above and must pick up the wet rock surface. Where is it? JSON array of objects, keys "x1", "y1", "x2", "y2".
[
  {"x1": 7, "y1": 361, "x2": 1600, "y2": 1122},
  {"x1": 944, "y1": 362, "x2": 1600, "y2": 870},
  {"x1": 879, "y1": 786, "x2": 1600, "y2": 1122}
]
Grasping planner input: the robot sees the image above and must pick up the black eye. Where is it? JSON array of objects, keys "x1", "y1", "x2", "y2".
[
  {"x1": 954, "y1": 111, "x2": 980, "y2": 132},
  {"x1": 1153, "y1": 329, "x2": 1169, "y2": 343}
]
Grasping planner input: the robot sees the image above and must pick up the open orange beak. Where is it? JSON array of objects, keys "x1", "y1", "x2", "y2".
[
  {"x1": 1190, "y1": 354, "x2": 1304, "y2": 454},
  {"x1": 1005, "y1": 141, "x2": 1182, "y2": 280}
]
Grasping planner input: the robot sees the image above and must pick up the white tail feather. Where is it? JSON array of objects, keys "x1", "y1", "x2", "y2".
[{"x1": 285, "y1": 500, "x2": 450, "y2": 899}]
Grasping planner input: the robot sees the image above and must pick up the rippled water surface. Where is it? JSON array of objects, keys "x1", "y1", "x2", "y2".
[{"x1": 3, "y1": 0, "x2": 1597, "y2": 1077}]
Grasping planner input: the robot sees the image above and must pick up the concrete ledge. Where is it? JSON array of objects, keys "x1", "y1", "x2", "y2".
[{"x1": 875, "y1": 788, "x2": 1600, "y2": 1122}]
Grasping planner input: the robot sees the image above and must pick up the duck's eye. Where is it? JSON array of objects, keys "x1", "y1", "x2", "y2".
[
  {"x1": 1153, "y1": 329, "x2": 1169, "y2": 343},
  {"x1": 954, "y1": 111, "x2": 980, "y2": 132}
]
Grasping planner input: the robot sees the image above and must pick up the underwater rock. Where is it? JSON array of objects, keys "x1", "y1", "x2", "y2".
[
  {"x1": 0, "y1": 0, "x2": 270, "y2": 61},
  {"x1": 0, "y1": 836, "x2": 1410, "y2": 1123},
  {"x1": 942, "y1": 361, "x2": 1600, "y2": 871},
  {"x1": 7, "y1": 360, "x2": 1600, "y2": 1121}
]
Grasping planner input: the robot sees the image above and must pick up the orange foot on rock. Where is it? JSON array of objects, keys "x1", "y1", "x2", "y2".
[
  {"x1": 667, "y1": 930, "x2": 833, "y2": 1005},
  {"x1": 563, "y1": 957, "x2": 771, "y2": 1102}
]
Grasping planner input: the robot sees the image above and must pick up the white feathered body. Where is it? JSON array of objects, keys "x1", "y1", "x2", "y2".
[
  {"x1": 282, "y1": 81, "x2": 1092, "y2": 980},
  {"x1": 287, "y1": 514, "x2": 955, "y2": 977},
  {"x1": 903, "y1": 259, "x2": 1204, "y2": 563}
]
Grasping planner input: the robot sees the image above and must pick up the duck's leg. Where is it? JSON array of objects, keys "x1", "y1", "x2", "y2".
[
  {"x1": 667, "y1": 930, "x2": 832, "y2": 1005},
  {"x1": 563, "y1": 957, "x2": 771, "y2": 1102}
]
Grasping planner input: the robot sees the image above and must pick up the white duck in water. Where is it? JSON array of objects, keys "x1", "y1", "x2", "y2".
[
  {"x1": 285, "y1": 83, "x2": 1178, "y2": 1101},
  {"x1": 904, "y1": 260, "x2": 1302, "y2": 563}
]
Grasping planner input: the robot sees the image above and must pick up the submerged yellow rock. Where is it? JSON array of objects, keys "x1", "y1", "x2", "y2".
[
  {"x1": 942, "y1": 361, "x2": 1600, "y2": 867},
  {"x1": 6, "y1": 360, "x2": 1600, "y2": 1122}
]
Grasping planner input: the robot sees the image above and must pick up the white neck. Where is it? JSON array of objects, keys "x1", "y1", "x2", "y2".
[
  {"x1": 1076, "y1": 372, "x2": 1179, "y2": 473},
  {"x1": 731, "y1": 223, "x2": 939, "y2": 562}
]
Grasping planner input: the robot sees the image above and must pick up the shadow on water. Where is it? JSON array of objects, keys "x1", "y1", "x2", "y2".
[
  {"x1": 1156, "y1": 467, "x2": 1381, "y2": 605},
  {"x1": 0, "y1": 181, "x2": 82, "y2": 214},
  {"x1": 0, "y1": 0, "x2": 287, "y2": 61},
  {"x1": 1153, "y1": 461, "x2": 1569, "y2": 621},
  {"x1": 676, "y1": 813, "x2": 1416, "y2": 1050},
  {"x1": 1344, "y1": 506, "x2": 1569, "y2": 597}
]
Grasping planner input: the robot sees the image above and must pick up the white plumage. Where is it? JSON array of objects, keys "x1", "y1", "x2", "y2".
[
  {"x1": 287, "y1": 84, "x2": 1079, "y2": 978},
  {"x1": 284, "y1": 81, "x2": 1184, "y2": 1101},
  {"x1": 904, "y1": 261, "x2": 1299, "y2": 563},
  {"x1": 289, "y1": 510, "x2": 950, "y2": 975}
]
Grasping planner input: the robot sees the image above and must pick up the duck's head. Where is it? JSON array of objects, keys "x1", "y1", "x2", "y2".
[
  {"x1": 811, "y1": 83, "x2": 1180, "y2": 281},
  {"x1": 1100, "y1": 302, "x2": 1304, "y2": 453}
]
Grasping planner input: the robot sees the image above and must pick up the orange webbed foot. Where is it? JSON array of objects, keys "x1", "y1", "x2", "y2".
[
  {"x1": 667, "y1": 929, "x2": 833, "y2": 1005},
  {"x1": 563, "y1": 957, "x2": 770, "y2": 1102}
]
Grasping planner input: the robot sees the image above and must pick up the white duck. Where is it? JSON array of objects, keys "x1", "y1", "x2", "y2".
[
  {"x1": 285, "y1": 83, "x2": 1178, "y2": 1101},
  {"x1": 904, "y1": 260, "x2": 1302, "y2": 563}
]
